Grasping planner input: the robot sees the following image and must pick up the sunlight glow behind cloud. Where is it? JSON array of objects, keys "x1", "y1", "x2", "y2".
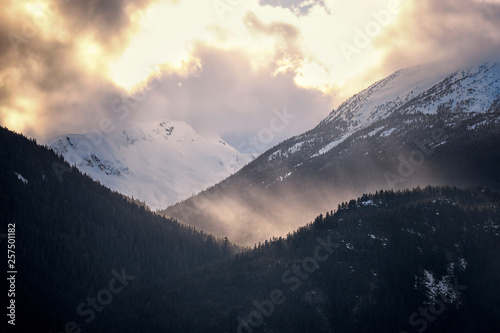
[
  {"x1": 1, "y1": 0, "x2": 499, "y2": 149},
  {"x1": 107, "y1": 0, "x2": 402, "y2": 93}
]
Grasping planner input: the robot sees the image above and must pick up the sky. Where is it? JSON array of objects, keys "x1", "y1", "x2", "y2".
[{"x1": 1, "y1": 0, "x2": 500, "y2": 152}]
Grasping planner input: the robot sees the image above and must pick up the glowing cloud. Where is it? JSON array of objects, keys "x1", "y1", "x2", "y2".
[{"x1": 1, "y1": 0, "x2": 499, "y2": 148}]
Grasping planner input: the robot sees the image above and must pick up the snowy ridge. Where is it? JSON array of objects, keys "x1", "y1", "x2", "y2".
[
  {"x1": 265, "y1": 61, "x2": 500, "y2": 164},
  {"x1": 48, "y1": 120, "x2": 255, "y2": 210},
  {"x1": 319, "y1": 62, "x2": 500, "y2": 152}
]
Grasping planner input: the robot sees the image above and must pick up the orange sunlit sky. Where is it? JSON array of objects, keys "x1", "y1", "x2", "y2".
[{"x1": 1, "y1": 0, "x2": 500, "y2": 150}]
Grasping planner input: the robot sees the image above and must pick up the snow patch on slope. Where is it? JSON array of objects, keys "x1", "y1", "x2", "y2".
[
  {"x1": 312, "y1": 134, "x2": 351, "y2": 158},
  {"x1": 14, "y1": 172, "x2": 28, "y2": 184},
  {"x1": 380, "y1": 128, "x2": 397, "y2": 137}
]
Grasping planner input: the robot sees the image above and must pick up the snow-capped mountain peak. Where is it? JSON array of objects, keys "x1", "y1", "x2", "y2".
[
  {"x1": 281, "y1": 61, "x2": 500, "y2": 160},
  {"x1": 326, "y1": 62, "x2": 500, "y2": 127},
  {"x1": 48, "y1": 119, "x2": 255, "y2": 210}
]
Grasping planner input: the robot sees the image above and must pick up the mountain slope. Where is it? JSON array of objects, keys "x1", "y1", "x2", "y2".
[
  {"x1": 0, "y1": 126, "x2": 234, "y2": 333},
  {"x1": 48, "y1": 120, "x2": 254, "y2": 210},
  {"x1": 129, "y1": 187, "x2": 500, "y2": 333},
  {"x1": 162, "y1": 61, "x2": 500, "y2": 245}
]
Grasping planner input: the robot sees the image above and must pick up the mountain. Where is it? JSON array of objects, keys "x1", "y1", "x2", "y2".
[
  {"x1": 48, "y1": 119, "x2": 255, "y2": 210},
  {"x1": 154, "y1": 186, "x2": 500, "y2": 333},
  {"x1": 2, "y1": 127, "x2": 499, "y2": 332},
  {"x1": 162, "y1": 61, "x2": 500, "y2": 245},
  {"x1": 0, "y1": 126, "x2": 234, "y2": 333}
]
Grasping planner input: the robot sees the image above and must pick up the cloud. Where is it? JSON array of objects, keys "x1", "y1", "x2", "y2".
[
  {"x1": 126, "y1": 43, "x2": 333, "y2": 150},
  {"x1": 259, "y1": 0, "x2": 329, "y2": 16},
  {"x1": 366, "y1": 0, "x2": 500, "y2": 86},
  {"x1": 2, "y1": 0, "x2": 500, "y2": 151},
  {"x1": 58, "y1": 0, "x2": 160, "y2": 52},
  {"x1": 0, "y1": 0, "x2": 334, "y2": 150},
  {"x1": 0, "y1": 0, "x2": 155, "y2": 138}
]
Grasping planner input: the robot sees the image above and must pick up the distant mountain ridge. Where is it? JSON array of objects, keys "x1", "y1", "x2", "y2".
[
  {"x1": 48, "y1": 119, "x2": 255, "y2": 210},
  {"x1": 163, "y1": 61, "x2": 500, "y2": 245}
]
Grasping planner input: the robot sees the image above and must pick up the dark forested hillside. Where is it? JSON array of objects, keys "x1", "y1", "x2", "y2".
[
  {"x1": 1, "y1": 126, "x2": 499, "y2": 333},
  {"x1": 0, "y1": 126, "x2": 234, "y2": 333},
  {"x1": 149, "y1": 186, "x2": 500, "y2": 333}
]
